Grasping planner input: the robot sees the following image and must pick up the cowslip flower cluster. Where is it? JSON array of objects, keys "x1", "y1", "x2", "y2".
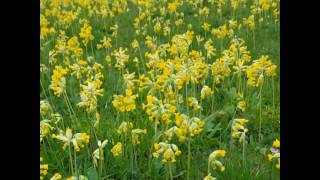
[
  {"x1": 40, "y1": 100, "x2": 52, "y2": 116},
  {"x1": 92, "y1": 139, "x2": 109, "y2": 166},
  {"x1": 112, "y1": 47, "x2": 129, "y2": 70},
  {"x1": 211, "y1": 59, "x2": 231, "y2": 84},
  {"x1": 211, "y1": 24, "x2": 232, "y2": 40},
  {"x1": 97, "y1": 36, "x2": 112, "y2": 50},
  {"x1": 111, "y1": 142, "x2": 123, "y2": 157},
  {"x1": 208, "y1": 150, "x2": 226, "y2": 172},
  {"x1": 152, "y1": 142, "x2": 182, "y2": 163},
  {"x1": 142, "y1": 95, "x2": 177, "y2": 125},
  {"x1": 49, "y1": 173, "x2": 62, "y2": 180},
  {"x1": 40, "y1": 120, "x2": 55, "y2": 142},
  {"x1": 236, "y1": 92, "x2": 246, "y2": 112},
  {"x1": 77, "y1": 64, "x2": 104, "y2": 112},
  {"x1": 201, "y1": 85, "x2": 214, "y2": 100},
  {"x1": 69, "y1": 60, "x2": 89, "y2": 80},
  {"x1": 40, "y1": 157, "x2": 48, "y2": 180},
  {"x1": 164, "y1": 113, "x2": 205, "y2": 142},
  {"x1": 112, "y1": 89, "x2": 138, "y2": 112},
  {"x1": 204, "y1": 39, "x2": 216, "y2": 59},
  {"x1": 40, "y1": 14, "x2": 55, "y2": 39},
  {"x1": 117, "y1": 121, "x2": 134, "y2": 135},
  {"x1": 79, "y1": 19, "x2": 94, "y2": 46},
  {"x1": 117, "y1": 121, "x2": 147, "y2": 145},
  {"x1": 231, "y1": 118, "x2": 249, "y2": 143},
  {"x1": 188, "y1": 97, "x2": 201, "y2": 111},
  {"x1": 243, "y1": 15, "x2": 255, "y2": 31},
  {"x1": 52, "y1": 128, "x2": 90, "y2": 152},
  {"x1": 131, "y1": 129, "x2": 148, "y2": 145},
  {"x1": 246, "y1": 55, "x2": 277, "y2": 87},
  {"x1": 66, "y1": 36, "x2": 83, "y2": 58},
  {"x1": 204, "y1": 150, "x2": 226, "y2": 180},
  {"x1": 267, "y1": 138, "x2": 280, "y2": 169},
  {"x1": 50, "y1": 66, "x2": 68, "y2": 97},
  {"x1": 123, "y1": 72, "x2": 139, "y2": 90}
]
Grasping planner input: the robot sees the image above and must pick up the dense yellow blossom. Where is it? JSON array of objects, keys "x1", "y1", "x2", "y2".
[
  {"x1": 52, "y1": 128, "x2": 90, "y2": 152},
  {"x1": 153, "y1": 142, "x2": 181, "y2": 163},
  {"x1": 111, "y1": 142, "x2": 123, "y2": 157},
  {"x1": 112, "y1": 89, "x2": 138, "y2": 112},
  {"x1": 50, "y1": 66, "x2": 68, "y2": 97}
]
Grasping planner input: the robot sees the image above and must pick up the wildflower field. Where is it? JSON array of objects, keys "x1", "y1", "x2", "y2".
[{"x1": 40, "y1": 0, "x2": 280, "y2": 179}]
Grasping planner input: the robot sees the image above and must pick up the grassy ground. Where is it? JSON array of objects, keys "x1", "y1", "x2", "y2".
[{"x1": 40, "y1": 0, "x2": 280, "y2": 179}]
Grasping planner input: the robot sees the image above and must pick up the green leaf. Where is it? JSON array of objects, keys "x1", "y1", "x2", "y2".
[
  {"x1": 208, "y1": 122, "x2": 222, "y2": 138},
  {"x1": 87, "y1": 167, "x2": 99, "y2": 180}
]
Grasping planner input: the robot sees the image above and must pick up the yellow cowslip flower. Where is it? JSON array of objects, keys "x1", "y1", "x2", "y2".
[
  {"x1": 202, "y1": 22, "x2": 212, "y2": 32},
  {"x1": 131, "y1": 39, "x2": 139, "y2": 49},
  {"x1": 199, "y1": 7, "x2": 210, "y2": 17},
  {"x1": 79, "y1": 20, "x2": 94, "y2": 46},
  {"x1": 208, "y1": 150, "x2": 226, "y2": 172},
  {"x1": 145, "y1": 36, "x2": 156, "y2": 49},
  {"x1": 164, "y1": 126, "x2": 178, "y2": 140},
  {"x1": 110, "y1": 24, "x2": 119, "y2": 38},
  {"x1": 168, "y1": 1, "x2": 180, "y2": 13},
  {"x1": 52, "y1": 128, "x2": 90, "y2": 152},
  {"x1": 211, "y1": 59, "x2": 231, "y2": 84},
  {"x1": 72, "y1": 133, "x2": 90, "y2": 152},
  {"x1": 123, "y1": 72, "x2": 139, "y2": 90},
  {"x1": 77, "y1": 70, "x2": 104, "y2": 112},
  {"x1": 229, "y1": 38, "x2": 252, "y2": 66},
  {"x1": 142, "y1": 95, "x2": 176, "y2": 125},
  {"x1": 50, "y1": 66, "x2": 68, "y2": 97},
  {"x1": 49, "y1": 173, "x2": 62, "y2": 180},
  {"x1": 153, "y1": 21, "x2": 161, "y2": 33},
  {"x1": 242, "y1": 15, "x2": 255, "y2": 31},
  {"x1": 201, "y1": 85, "x2": 214, "y2": 99},
  {"x1": 153, "y1": 142, "x2": 181, "y2": 163},
  {"x1": 112, "y1": 47, "x2": 129, "y2": 70},
  {"x1": 97, "y1": 36, "x2": 112, "y2": 50},
  {"x1": 117, "y1": 121, "x2": 134, "y2": 135},
  {"x1": 163, "y1": 25, "x2": 171, "y2": 37},
  {"x1": 165, "y1": 114, "x2": 204, "y2": 142},
  {"x1": 268, "y1": 138, "x2": 280, "y2": 169},
  {"x1": 228, "y1": 19, "x2": 238, "y2": 29},
  {"x1": 40, "y1": 100, "x2": 52, "y2": 116},
  {"x1": 231, "y1": 119, "x2": 249, "y2": 143},
  {"x1": 211, "y1": 24, "x2": 231, "y2": 40},
  {"x1": 276, "y1": 159, "x2": 280, "y2": 169},
  {"x1": 69, "y1": 60, "x2": 89, "y2": 80},
  {"x1": 40, "y1": 14, "x2": 55, "y2": 39},
  {"x1": 246, "y1": 55, "x2": 277, "y2": 87},
  {"x1": 237, "y1": 101, "x2": 246, "y2": 112},
  {"x1": 203, "y1": 173, "x2": 216, "y2": 180},
  {"x1": 92, "y1": 139, "x2": 108, "y2": 166},
  {"x1": 204, "y1": 39, "x2": 216, "y2": 59},
  {"x1": 40, "y1": 119, "x2": 55, "y2": 142},
  {"x1": 273, "y1": 139, "x2": 280, "y2": 148},
  {"x1": 66, "y1": 36, "x2": 83, "y2": 57},
  {"x1": 131, "y1": 128, "x2": 147, "y2": 145},
  {"x1": 188, "y1": 97, "x2": 201, "y2": 111},
  {"x1": 259, "y1": 0, "x2": 277, "y2": 12},
  {"x1": 116, "y1": 121, "x2": 146, "y2": 145},
  {"x1": 236, "y1": 92, "x2": 246, "y2": 112},
  {"x1": 111, "y1": 142, "x2": 123, "y2": 157},
  {"x1": 40, "y1": 160, "x2": 49, "y2": 180},
  {"x1": 112, "y1": 89, "x2": 138, "y2": 112},
  {"x1": 168, "y1": 31, "x2": 193, "y2": 56},
  {"x1": 40, "y1": 63, "x2": 48, "y2": 73}
]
